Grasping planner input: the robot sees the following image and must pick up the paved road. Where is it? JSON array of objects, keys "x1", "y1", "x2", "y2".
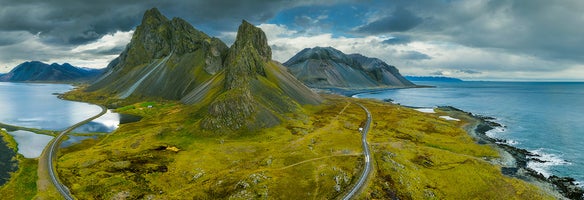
[
  {"x1": 342, "y1": 103, "x2": 372, "y2": 200},
  {"x1": 45, "y1": 104, "x2": 107, "y2": 200}
]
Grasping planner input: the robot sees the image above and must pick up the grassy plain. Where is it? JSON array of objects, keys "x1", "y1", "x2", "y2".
[{"x1": 53, "y1": 88, "x2": 555, "y2": 199}]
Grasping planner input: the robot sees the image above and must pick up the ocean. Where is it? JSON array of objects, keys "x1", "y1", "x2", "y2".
[{"x1": 355, "y1": 81, "x2": 584, "y2": 187}]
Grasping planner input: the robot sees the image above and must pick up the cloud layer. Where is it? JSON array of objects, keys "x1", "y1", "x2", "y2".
[{"x1": 0, "y1": 0, "x2": 582, "y2": 80}]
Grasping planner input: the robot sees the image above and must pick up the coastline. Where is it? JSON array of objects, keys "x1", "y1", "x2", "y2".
[
  {"x1": 311, "y1": 85, "x2": 433, "y2": 97},
  {"x1": 438, "y1": 106, "x2": 584, "y2": 200}
]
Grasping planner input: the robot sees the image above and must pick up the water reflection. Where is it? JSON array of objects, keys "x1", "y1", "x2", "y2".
[
  {"x1": 64, "y1": 110, "x2": 142, "y2": 147},
  {"x1": 7, "y1": 130, "x2": 53, "y2": 158},
  {"x1": 61, "y1": 135, "x2": 97, "y2": 148},
  {"x1": 73, "y1": 110, "x2": 120, "y2": 133},
  {"x1": 73, "y1": 110, "x2": 143, "y2": 133}
]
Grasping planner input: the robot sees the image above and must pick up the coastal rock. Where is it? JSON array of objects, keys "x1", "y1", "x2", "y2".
[
  {"x1": 548, "y1": 176, "x2": 584, "y2": 200},
  {"x1": 446, "y1": 105, "x2": 584, "y2": 200}
]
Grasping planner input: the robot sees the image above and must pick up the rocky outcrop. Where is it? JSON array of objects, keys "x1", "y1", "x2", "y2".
[
  {"x1": 194, "y1": 21, "x2": 322, "y2": 131},
  {"x1": 283, "y1": 47, "x2": 414, "y2": 89},
  {"x1": 0, "y1": 61, "x2": 102, "y2": 82}
]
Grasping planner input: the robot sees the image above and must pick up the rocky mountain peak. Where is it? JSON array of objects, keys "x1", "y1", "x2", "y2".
[
  {"x1": 197, "y1": 20, "x2": 321, "y2": 131},
  {"x1": 224, "y1": 20, "x2": 272, "y2": 89},
  {"x1": 232, "y1": 20, "x2": 271, "y2": 60},
  {"x1": 284, "y1": 46, "x2": 355, "y2": 67},
  {"x1": 142, "y1": 8, "x2": 168, "y2": 26},
  {"x1": 283, "y1": 46, "x2": 415, "y2": 88},
  {"x1": 87, "y1": 8, "x2": 228, "y2": 100}
]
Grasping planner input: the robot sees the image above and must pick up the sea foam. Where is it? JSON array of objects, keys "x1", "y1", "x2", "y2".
[{"x1": 527, "y1": 148, "x2": 570, "y2": 178}]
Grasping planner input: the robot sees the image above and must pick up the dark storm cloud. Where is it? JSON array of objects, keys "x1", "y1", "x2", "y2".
[
  {"x1": 0, "y1": 31, "x2": 30, "y2": 46},
  {"x1": 355, "y1": 7, "x2": 423, "y2": 34},
  {"x1": 0, "y1": 0, "x2": 147, "y2": 45},
  {"x1": 364, "y1": 0, "x2": 584, "y2": 63},
  {"x1": 0, "y1": 0, "x2": 347, "y2": 46}
]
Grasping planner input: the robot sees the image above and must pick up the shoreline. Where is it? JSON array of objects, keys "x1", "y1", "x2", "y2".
[
  {"x1": 438, "y1": 106, "x2": 584, "y2": 200},
  {"x1": 312, "y1": 85, "x2": 433, "y2": 97},
  {"x1": 349, "y1": 86, "x2": 583, "y2": 199}
]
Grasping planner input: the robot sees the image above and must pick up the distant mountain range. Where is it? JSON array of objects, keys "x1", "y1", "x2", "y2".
[
  {"x1": 283, "y1": 47, "x2": 414, "y2": 89},
  {"x1": 0, "y1": 61, "x2": 102, "y2": 82},
  {"x1": 86, "y1": 8, "x2": 321, "y2": 130},
  {"x1": 405, "y1": 76, "x2": 463, "y2": 82}
]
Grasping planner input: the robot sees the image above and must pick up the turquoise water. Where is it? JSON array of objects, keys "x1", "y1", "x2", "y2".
[{"x1": 356, "y1": 81, "x2": 584, "y2": 186}]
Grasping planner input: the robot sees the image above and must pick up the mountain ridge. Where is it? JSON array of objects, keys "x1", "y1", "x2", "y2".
[
  {"x1": 0, "y1": 61, "x2": 102, "y2": 82},
  {"x1": 85, "y1": 9, "x2": 321, "y2": 131},
  {"x1": 283, "y1": 47, "x2": 414, "y2": 89},
  {"x1": 86, "y1": 8, "x2": 229, "y2": 100}
]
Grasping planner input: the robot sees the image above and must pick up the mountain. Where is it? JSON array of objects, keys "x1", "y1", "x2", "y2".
[
  {"x1": 87, "y1": 8, "x2": 321, "y2": 130},
  {"x1": 283, "y1": 47, "x2": 414, "y2": 89},
  {"x1": 0, "y1": 61, "x2": 102, "y2": 82},
  {"x1": 86, "y1": 8, "x2": 229, "y2": 100},
  {"x1": 405, "y1": 76, "x2": 463, "y2": 82},
  {"x1": 180, "y1": 20, "x2": 322, "y2": 130}
]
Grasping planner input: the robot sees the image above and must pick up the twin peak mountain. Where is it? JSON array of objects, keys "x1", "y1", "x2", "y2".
[
  {"x1": 87, "y1": 8, "x2": 412, "y2": 131},
  {"x1": 87, "y1": 8, "x2": 321, "y2": 131}
]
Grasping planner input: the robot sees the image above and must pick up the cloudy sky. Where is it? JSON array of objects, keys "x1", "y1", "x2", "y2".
[{"x1": 1, "y1": 0, "x2": 583, "y2": 80}]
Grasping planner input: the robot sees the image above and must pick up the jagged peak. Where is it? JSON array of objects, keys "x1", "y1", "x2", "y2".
[
  {"x1": 142, "y1": 8, "x2": 168, "y2": 25},
  {"x1": 232, "y1": 20, "x2": 271, "y2": 61},
  {"x1": 223, "y1": 20, "x2": 273, "y2": 89}
]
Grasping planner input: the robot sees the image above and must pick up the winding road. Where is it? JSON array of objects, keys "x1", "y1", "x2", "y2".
[
  {"x1": 342, "y1": 103, "x2": 372, "y2": 200},
  {"x1": 44, "y1": 104, "x2": 107, "y2": 200}
]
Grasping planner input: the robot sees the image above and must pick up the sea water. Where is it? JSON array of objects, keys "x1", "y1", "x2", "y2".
[{"x1": 355, "y1": 81, "x2": 584, "y2": 187}]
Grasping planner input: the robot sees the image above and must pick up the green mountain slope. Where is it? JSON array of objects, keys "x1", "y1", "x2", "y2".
[
  {"x1": 85, "y1": 9, "x2": 321, "y2": 131},
  {"x1": 86, "y1": 8, "x2": 228, "y2": 100},
  {"x1": 183, "y1": 21, "x2": 322, "y2": 131}
]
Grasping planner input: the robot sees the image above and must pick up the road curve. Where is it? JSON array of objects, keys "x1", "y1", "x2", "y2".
[
  {"x1": 342, "y1": 103, "x2": 372, "y2": 200},
  {"x1": 45, "y1": 104, "x2": 107, "y2": 200}
]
